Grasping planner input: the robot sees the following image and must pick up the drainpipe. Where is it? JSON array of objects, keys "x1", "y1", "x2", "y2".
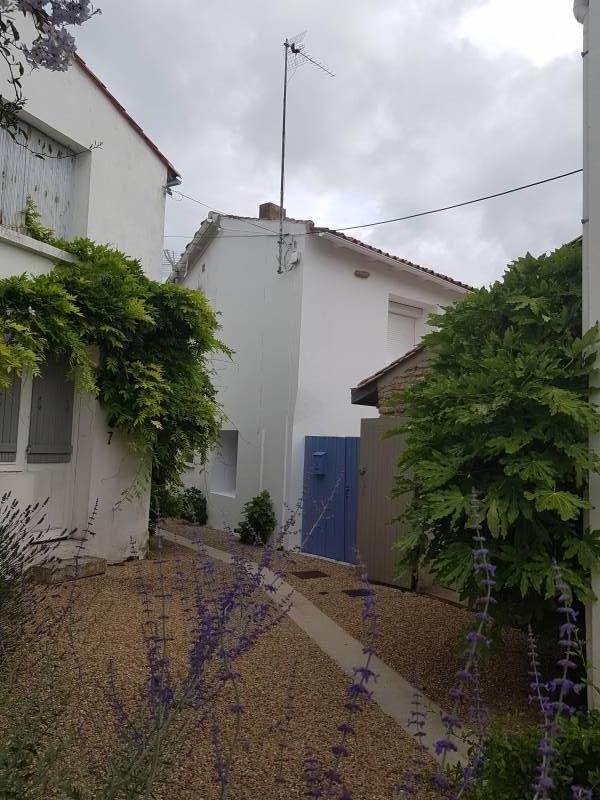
[
  {"x1": 574, "y1": 0, "x2": 589, "y2": 24},
  {"x1": 576, "y1": 0, "x2": 600, "y2": 710}
]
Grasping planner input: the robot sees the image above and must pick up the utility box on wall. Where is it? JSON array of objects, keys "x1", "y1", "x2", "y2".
[{"x1": 311, "y1": 450, "x2": 327, "y2": 477}]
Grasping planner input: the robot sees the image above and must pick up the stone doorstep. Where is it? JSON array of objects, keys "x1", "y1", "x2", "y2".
[{"x1": 31, "y1": 556, "x2": 107, "y2": 585}]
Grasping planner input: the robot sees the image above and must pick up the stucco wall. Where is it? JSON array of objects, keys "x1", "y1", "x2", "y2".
[
  {"x1": 0, "y1": 45, "x2": 171, "y2": 559},
  {"x1": 0, "y1": 234, "x2": 150, "y2": 562},
  {"x1": 0, "y1": 43, "x2": 169, "y2": 279},
  {"x1": 287, "y1": 234, "x2": 466, "y2": 546},
  {"x1": 180, "y1": 217, "x2": 306, "y2": 532}
]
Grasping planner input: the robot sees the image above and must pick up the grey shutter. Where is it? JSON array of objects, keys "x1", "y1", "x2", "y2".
[
  {"x1": 27, "y1": 356, "x2": 74, "y2": 463},
  {"x1": 0, "y1": 375, "x2": 21, "y2": 462}
]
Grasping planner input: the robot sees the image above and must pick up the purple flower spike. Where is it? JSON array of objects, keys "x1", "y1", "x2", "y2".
[
  {"x1": 434, "y1": 490, "x2": 495, "y2": 793},
  {"x1": 532, "y1": 563, "x2": 581, "y2": 800}
]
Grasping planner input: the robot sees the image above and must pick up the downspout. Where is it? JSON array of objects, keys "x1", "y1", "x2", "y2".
[
  {"x1": 575, "y1": 0, "x2": 599, "y2": 709},
  {"x1": 574, "y1": 0, "x2": 589, "y2": 24}
]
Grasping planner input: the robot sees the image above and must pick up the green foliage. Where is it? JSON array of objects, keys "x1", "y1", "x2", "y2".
[
  {"x1": 236, "y1": 490, "x2": 277, "y2": 546},
  {"x1": 393, "y1": 242, "x2": 600, "y2": 622},
  {"x1": 151, "y1": 483, "x2": 186, "y2": 523},
  {"x1": 22, "y1": 196, "x2": 54, "y2": 244},
  {"x1": 149, "y1": 484, "x2": 208, "y2": 528},
  {"x1": 464, "y1": 712, "x2": 600, "y2": 800},
  {"x1": 0, "y1": 228, "x2": 227, "y2": 488},
  {"x1": 181, "y1": 486, "x2": 208, "y2": 525}
]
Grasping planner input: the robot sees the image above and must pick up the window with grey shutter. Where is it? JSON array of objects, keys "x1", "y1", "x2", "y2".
[
  {"x1": 27, "y1": 356, "x2": 74, "y2": 463},
  {"x1": 0, "y1": 375, "x2": 21, "y2": 462}
]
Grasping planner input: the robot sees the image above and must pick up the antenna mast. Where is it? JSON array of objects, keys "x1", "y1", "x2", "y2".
[{"x1": 277, "y1": 33, "x2": 334, "y2": 274}]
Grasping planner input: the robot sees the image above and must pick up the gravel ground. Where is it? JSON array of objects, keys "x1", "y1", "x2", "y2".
[
  {"x1": 162, "y1": 520, "x2": 536, "y2": 727},
  {"x1": 2, "y1": 539, "x2": 440, "y2": 800}
]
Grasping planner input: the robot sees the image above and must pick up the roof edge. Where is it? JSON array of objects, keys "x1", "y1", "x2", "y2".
[
  {"x1": 315, "y1": 229, "x2": 473, "y2": 292},
  {"x1": 73, "y1": 54, "x2": 180, "y2": 181},
  {"x1": 354, "y1": 345, "x2": 425, "y2": 392}
]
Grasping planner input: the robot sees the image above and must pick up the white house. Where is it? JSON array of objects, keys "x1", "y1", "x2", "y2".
[
  {"x1": 171, "y1": 202, "x2": 469, "y2": 551},
  {"x1": 0, "y1": 54, "x2": 179, "y2": 562},
  {"x1": 574, "y1": 0, "x2": 600, "y2": 707}
]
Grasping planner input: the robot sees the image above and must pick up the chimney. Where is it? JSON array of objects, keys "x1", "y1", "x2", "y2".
[{"x1": 259, "y1": 201, "x2": 285, "y2": 221}]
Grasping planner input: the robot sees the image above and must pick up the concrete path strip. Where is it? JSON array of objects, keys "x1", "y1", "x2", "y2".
[{"x1": 159, "y1": 529, "x2": 468, "y2": 766}]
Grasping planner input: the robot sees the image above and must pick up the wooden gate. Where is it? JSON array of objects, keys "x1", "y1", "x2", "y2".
[{"x1": 357, "y1": 416, "x2": 412, "y2": 587}]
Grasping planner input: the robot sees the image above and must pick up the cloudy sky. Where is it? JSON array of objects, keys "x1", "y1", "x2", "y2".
[{"x1": 77, "y1": 0, "x2": 583, "y2": 287}]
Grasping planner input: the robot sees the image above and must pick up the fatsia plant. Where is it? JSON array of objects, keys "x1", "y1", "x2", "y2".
[{"x1": 392, "y1": 240, "x2": 600, "y2": 625}]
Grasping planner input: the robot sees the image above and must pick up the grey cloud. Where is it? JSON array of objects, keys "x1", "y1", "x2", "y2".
[{"x1": 76, "y1": 0, "x2": 583, "y2": 287}]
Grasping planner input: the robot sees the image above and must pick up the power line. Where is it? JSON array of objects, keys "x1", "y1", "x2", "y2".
[
  {"x1": 335, "y1": 168, "x2": 583, "y2": 232},
  {"x1": 170, "y1": 190, "x2": 276, "y2": 235},
  {"x1": 165, "y1": 167, "x2": 583, "y2": 240}
]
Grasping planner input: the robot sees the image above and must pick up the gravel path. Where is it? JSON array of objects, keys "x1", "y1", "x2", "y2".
[
  {"x1": 3, "y1": 539, "x2": 440, "y2": 800},
  {"x1": 162, "y1": 520, "x2": 535, "y2": 727}
]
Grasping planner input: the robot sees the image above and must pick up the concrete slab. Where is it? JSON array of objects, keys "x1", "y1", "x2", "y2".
[
  {"x1": 31, "y1": 556, "x2": 107, "y2": 585},
  {"x1": 159, "y1": 529, "x2": 468, "y2": 766}
]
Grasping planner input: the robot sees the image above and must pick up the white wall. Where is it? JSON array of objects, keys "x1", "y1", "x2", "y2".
[
  {"x1": 286, "y1": 234, "x2": 467, "y2": 546},
  {"x1": 179, "y1": 216, "x2": 467, "y2": 547},
  {"x1": 0, "y1": 233, "x2": 150, "y2": 562},
  {"x1": 1, "y1": 46, "x2": 170, "y2": 278},
  {"x1": 0, "y1": 47, "x2": 172, "y2": 560},
  {"x1": 181, "y1": 217, "x2": 307, "y2": 532}
]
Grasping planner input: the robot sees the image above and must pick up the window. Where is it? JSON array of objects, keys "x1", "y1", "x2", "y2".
[
  {"x1": 0, "y1": 375, "x2": 21, "y2": 462},
  {"x1": 0, "y1": 123, "x2": 75, "y2": 239},
  {"x1": 27, "y1": 356, "x2": 75, "y2": 464},
  {"x1": 386, "y1": 300, "x2": 422, "y2": 361},
  {"x1": 211, "y1": 430, "x2": 238, "y2": 496}
]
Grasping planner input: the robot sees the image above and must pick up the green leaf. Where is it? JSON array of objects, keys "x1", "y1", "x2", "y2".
[{"x1": 524, "y1": 489, "x2": 590, "y2": 521}]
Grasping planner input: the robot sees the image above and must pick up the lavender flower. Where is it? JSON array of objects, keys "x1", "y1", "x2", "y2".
[
  {"x1": 533, "y1": 563, "x2": 583, "y2": 800},
  {"x1": 395, "y1": 687, "x2": 429, "y2": 797},
  {"x1": 434, "y1": 490, "x2": 495, "y2": 796}
]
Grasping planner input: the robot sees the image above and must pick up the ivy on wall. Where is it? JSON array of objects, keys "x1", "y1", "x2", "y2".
[
  {"x1": 0, "y1": 206, "x2": 227, "y2": 488},
  {"x1": 393, "y1": 240, "x2": 600, "y2": 625}
]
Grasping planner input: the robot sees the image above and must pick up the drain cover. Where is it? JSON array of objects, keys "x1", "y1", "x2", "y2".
[
  {"x1": 342, "y1": 588, "x2": 374, "y2": 598},
  {"x1": 291, "y1": 569, "x2": 329, "y2": 579}
]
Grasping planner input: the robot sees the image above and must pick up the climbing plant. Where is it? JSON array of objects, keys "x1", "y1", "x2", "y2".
[
  {"x1": 0, "y1": 220, "x2": 226, "y2": 488},
  {"x1": 393, "y1": 240, "x2": 600, "y2": 625}
]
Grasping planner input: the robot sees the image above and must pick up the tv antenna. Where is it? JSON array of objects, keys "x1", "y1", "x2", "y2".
[{"x1": 277, "y1": 32, "x2": 335, "y2": 274}]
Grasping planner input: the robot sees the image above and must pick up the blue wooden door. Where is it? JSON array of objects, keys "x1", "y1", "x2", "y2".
[{"x1": 302, "y1": 436, "x2": 359, "y2": 563}]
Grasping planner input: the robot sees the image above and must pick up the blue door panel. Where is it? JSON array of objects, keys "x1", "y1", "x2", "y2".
[{"x1": 302, "y1": 435, "x2": 359, "y2": 563}]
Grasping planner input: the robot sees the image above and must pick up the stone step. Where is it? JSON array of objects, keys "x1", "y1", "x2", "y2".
[{"x1": 31, "y1": 556, "x2": 107, "y2": 585}]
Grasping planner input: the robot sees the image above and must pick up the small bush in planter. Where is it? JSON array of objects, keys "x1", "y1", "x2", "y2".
[
  {"x1": 182, "y1": 487, "x2": 208, "y2": 526},
  {"x1": 235, "y1": 490, "x2": 276, "y2": 546}
]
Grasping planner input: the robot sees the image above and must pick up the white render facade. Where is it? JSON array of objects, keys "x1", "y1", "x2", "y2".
[
  {"x1": 175, "y1": 206, "x2": 469, "y2": 547},
  {"x1": 0, "y1": 54, "x2": 178, "y2": 562}
]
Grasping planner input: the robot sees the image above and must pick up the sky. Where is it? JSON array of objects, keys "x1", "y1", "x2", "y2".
[{"x1": 76, "y1": 0, "x2": 584, "y2": 288}]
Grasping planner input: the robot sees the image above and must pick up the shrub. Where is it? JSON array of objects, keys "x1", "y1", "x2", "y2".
[
  {"x1": 465, "y1": 712, "x2": 600, "y2": 800},
  {"x1": 393, "y1": 241, "x2": 600, "y2": 625},
  {"x1": 0, "y1": 235, "x2": 227, "y2": 492},
  {"x1": 181, "y1": 486, "x2": 208, "y2": 526},
  {"x1": 235, "y1": 490, "x2": 277, "y2": 545},
  {"x1": 150, "y1": 484, "x2": 185, "y2": 531}
]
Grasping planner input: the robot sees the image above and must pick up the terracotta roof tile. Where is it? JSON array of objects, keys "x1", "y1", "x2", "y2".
[
  {"x1": 355, "y1": 345, "x2": 425, "y2": 390},
  {"x1": 318, "y1": 230, "x2": 473, "y2": 291}
]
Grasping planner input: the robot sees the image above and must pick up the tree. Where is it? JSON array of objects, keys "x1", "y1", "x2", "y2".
[
  {"x1": 0, "y1": 1, "x2": 99, "y2": 141},
  {"x1": 393, "y1": 240, "x2": 600, "y2": 626}
]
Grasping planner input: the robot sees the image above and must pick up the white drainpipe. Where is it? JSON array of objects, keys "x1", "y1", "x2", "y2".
[
  {"x1": 574, "y1": 0, "x2": 589, "y2": 24},
  {"x1": 575, "y1": 0, "x2": 600, "y2": 709}
]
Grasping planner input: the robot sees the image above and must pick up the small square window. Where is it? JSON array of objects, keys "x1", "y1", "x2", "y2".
[{"x1": 210, "y1": 430, "x2": 238, "y2": 496}]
